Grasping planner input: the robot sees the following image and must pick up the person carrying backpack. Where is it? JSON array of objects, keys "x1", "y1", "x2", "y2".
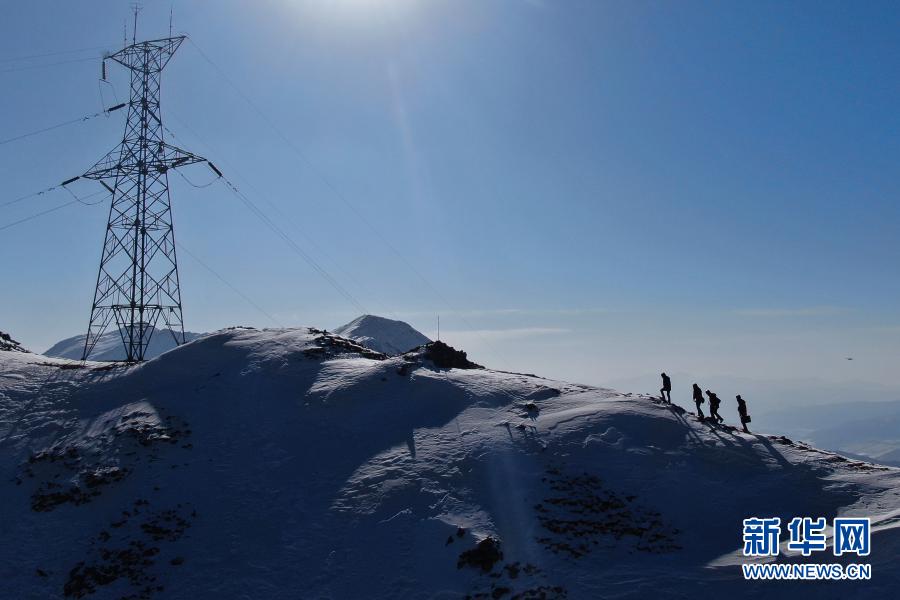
[
  {"x1": 692, "y1": 383, "x2": 705, "y2": 418},
  {"x1": 706, "y1": 390, "x2": 724, "y2": 423},
  {"x1": 660, "y1": 372, "x2": 672, "y2": 403}
]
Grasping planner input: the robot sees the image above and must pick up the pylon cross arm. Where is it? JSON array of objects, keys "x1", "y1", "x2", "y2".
[
  {"x1": 82, "y1": 143, "x2": 206, "y2": 180},
  {"x1": 108, "y1": 36, "x2": 186, "y2": 72}
]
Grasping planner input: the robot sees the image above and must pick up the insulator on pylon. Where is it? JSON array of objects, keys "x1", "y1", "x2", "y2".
[{"x1": 101, "y1": 59, "x2": 107, "y2": 81}]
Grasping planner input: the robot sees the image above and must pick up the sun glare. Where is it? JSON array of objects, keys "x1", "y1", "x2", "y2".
[{"x1": 290, "y1": 0, "x2": 418, "y2": 25}]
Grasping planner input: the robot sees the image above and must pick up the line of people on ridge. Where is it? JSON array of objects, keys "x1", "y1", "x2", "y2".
[{"x1": 659, "y1": 372, "x2": 752, "y2": 433}]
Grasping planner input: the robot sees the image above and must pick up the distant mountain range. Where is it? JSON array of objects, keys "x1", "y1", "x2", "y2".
[
  {"x1": 41, "y1": 315, "x2": 430, "y2": 362},
  {"x1": 763, "y1": 400, "x2": 900, "y2": 467},
  {"x1": 44, "y1": 327, "x2": 205, "y2": 361}
]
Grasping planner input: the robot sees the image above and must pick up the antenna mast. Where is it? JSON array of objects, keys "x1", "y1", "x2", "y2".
[{"x1": 131, "y1": 3, "x2": 141, "y2": 44}]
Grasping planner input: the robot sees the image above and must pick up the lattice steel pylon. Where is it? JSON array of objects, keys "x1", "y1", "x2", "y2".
[{"x1": 80, "y1": 35, "x2": 205, "y2": 361}]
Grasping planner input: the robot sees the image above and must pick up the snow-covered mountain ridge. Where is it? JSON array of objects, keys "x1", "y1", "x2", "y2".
[
  {"x1": 44, "y1": 327, "x2": 205, "y2": 362},
  {"x1": 333, "y1": 314, "x2": 431, "y2": 356},
  {"x1": 2, "y1": 326, "x2": 899, "y2": 599}
]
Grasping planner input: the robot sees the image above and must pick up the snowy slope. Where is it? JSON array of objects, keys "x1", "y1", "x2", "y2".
[
  {"x1": 44, "y1": 328, "x2": 205, "y2": 361},
  {"x1": 0, "y1": 330, "x2": 28, "y2": 353},
  {"x1": 2, "y1": 327, "x2": 899, "y2": 599},
  {"x1": 333, "y1": 314, "x2": 431, "y2": 355}
]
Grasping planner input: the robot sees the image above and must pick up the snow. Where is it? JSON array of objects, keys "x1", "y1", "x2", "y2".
[
  {"x1": 44, "y1": 327, "x2": 205, "y2": 361},
  {"x1": 0, "y1": 330, "x2": 28, "y2": 353},
  {"x1": 333, "y1": 314, "x2": 431, "y2": 356},
  {"x1": 2, "y1": 326, "x2": 899, "y2": 598}
]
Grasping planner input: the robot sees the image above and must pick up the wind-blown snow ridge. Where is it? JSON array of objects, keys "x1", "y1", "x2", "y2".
[
  {"x1": 333, "y1": 314, "x2": 431, "y2": 356},
  {"x1": 1, "y1": 326, "x2": 898, "y2": 599}
]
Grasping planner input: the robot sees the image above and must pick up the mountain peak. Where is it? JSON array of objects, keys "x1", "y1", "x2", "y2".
[{"x1": 333, "y1": 314, "x2": 431, "y2": 356}]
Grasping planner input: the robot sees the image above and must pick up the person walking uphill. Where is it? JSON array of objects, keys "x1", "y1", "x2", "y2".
[
  {"x1": 706, "y1": 390, "x2": 724, "y2": 423},
  {"x1": 660, "y1": 373, "x2": 672, "y2": 403},
  {"x1": 692, "y1": 383, "x2": 705, "y2": 418},
  {"x1": 736, "y1": 395, "x2": 751, "y2": 433}
]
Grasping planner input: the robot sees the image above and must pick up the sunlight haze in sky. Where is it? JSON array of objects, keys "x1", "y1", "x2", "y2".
[{"x1": 1, "y1": 1, "x2": 899, "y2": 401}]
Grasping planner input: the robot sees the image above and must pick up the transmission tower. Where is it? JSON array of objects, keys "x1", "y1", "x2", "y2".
[{"x1": 79, "y1": 34, "x2": 205, "y2": 361}]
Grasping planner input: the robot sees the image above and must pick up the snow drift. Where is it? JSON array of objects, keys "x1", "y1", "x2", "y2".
[
  {"x1": 2, "y1": 326, "x2": 899, "y2": 599},
  {"x1": 333, "y1": 314, "x2": 431, "y2": 356}
]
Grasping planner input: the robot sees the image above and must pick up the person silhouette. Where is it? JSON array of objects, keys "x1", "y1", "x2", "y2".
[
  {"x1": 736, "y1": 394, "x2": 751, "y2": 433},
  {"x1": 706, "y1": 390, "x2": 724, "y2": 423},
  {"x1": 692, "y1": 383, "x2": 705, "y2": 418},
  {"x1": 660, "y1": 372, "x2": 672, "y2": 403}
]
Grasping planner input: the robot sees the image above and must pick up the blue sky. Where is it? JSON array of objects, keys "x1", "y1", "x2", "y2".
[{"x1": 1, "y1": 1, "x2": 899, "y2": 396}]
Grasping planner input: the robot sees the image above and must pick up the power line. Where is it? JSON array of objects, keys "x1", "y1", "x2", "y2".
[
  {"x1": 98, "y1": 78, "x2": 120, "y2": 108},
  {"x1": 176, "y1": 241, "x2": 284, "y2": 327},
  {"x1": 0, "y1": 185, "x2": 62, "y2": 210},
  {"x1": 164, "y1": 114, "x2": 402, "y2": 322},
  {"x1": 188, "y1": 37, "x2": 509, "y2": 367},
  {"x1": 0, "y1": 55, "x2": 99, "y2": 75},
  {"x1": 0, "y1": 43, "x2": 114, "y2": 64},
  {"x1": 186, "y1": 40, "x2": 455, "y2": 301},
  {"x1": 172, "y1": 165, "x2": 219, "y2": 188},
  {"x1": 0, "y1": 187, "x2": 108, "y2": 231},
  {"x1": 0, "y1": 103, "x2": 126, "y2": 148},
  {"x1": 213, "y1": 173, "x2": 368, "y2": 315},
  {"x1": 0, "y1": 167, "x2": 284, "y2": 330},
  {"x1": 62, "y1": 187, "x2": 107, "y2": 206},
  {"x1": 199, "y1": 165, "x2": 366, "y2": 314},
  {"x1": 0, "y1": 199, "x2": 81, "y2": 232}
]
